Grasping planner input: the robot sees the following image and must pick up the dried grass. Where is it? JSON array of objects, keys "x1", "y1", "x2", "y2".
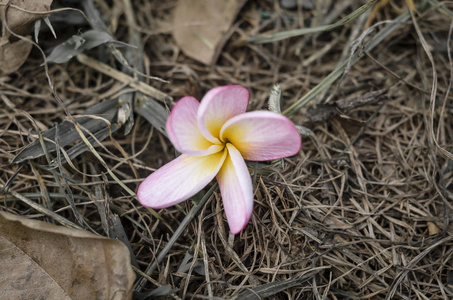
[{"x1": 1, "y1": 0, "x2": 453, "y2": 299}]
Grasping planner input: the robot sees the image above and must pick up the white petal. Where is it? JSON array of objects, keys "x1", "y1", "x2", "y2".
[
  {"x1": 216, "y1": 143, "x2": 253, "y2": 234},
  {"x1": 220, "y1": 111, "x2": 301, "y2": 160},
  {"x1": 138, "y1": 150, "x2": 227, "y2": 208},
  {"x1": 167, "y1": 96, "x2": 222, "y2": 156},
  {"x1": 197, "y1": 85, "x2": 249, "y2": 143}
]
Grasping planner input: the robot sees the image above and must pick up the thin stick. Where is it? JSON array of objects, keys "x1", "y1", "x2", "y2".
[
  {"x1": 0, "y1": 184, "x2": 82, "y2": 230},
  {"x1": 77, "y1": 54, "x2": 171, "y2": 102}
]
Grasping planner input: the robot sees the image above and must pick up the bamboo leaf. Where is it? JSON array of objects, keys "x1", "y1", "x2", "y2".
[
  {"x1": 134, "y1": 94, "x2": 169, "y2": 137},
  {"x1": 12, "y1": 99, "x2": 119, "y2": 163},
  {"x1": 44, "y1": 29, "x2": 132, "y2": 64}
]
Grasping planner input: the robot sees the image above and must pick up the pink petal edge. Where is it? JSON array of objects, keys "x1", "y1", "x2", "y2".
[
  {"x1": 219, "y1": 111, "x2": 301, "y2": 161},
  {"x1": 166, "y1": 96, "x2": 222, "y2": 156},
  {"x1": 137, "y1": 151, "x2": 227, "y2": 209},
  {"x1": 197, "y1": 85, "x2": 249, "y2": 144},
  {"x1": 216, "y1": 143, "x2": 253, "y2": 234}
]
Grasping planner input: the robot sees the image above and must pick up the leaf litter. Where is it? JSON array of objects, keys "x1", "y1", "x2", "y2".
[
  {"x1": 1, "y1": 0, "x2": 453, "y2": 299},
  {"x1": 0, "y1": 211, "x2": 135, "y2": 299},
  {"x1": 0, "y1": 0, "x2": 53, "y2": 74}
]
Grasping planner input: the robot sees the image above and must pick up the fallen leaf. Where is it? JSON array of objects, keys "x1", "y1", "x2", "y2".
[
  {"x1": 12, "y1": 98, "x2": 119, "y2": 163},
  {"x1": 172, "y1": 0, "x2": 246, "y2": 65},
  {"x1": 0, "y1": 37, "x2": 32, "y2": 74},
  {"x1": 44, "y1": 29, "x2": 132, "y2": 64},
  {"x1": 0, "y1": 0, "x2": 53, "y2": 37},
  {"x1": 0, "y1": 211, "x2": 135, "y2": 300},
  {"x1": 427, "y1": 221, "x2": 441, "y2": 235},
  {"x1": 0, "y1": 0, "x2": 53, "y2": 74}
]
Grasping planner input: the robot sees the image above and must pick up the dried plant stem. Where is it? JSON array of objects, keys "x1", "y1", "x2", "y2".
[
  {"x1": 282, "y1": 11, "x2": 411, "y2": 116},
  {"x1": 76, "y1": 54, "x2": 171, "y2": 102},
  {"x1": 0, "y1": 184, "x2": 82, "y2": 229},
  {"x1": 134, "y1": 183, "x2": 218, "y2": 292}
]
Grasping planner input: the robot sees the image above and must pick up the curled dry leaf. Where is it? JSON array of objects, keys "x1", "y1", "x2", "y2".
[
  {"x1": 0, "y1": 0, "x2": 53, "y2": 74},
  {"x1": 172, "y1": 0, "x2": 246, "y2": 65},
  {"x1": 0, "y1": 37, "x2": 32, "y2": 74},
  {"x1": 0, "y1": 211, "x2": 135, "y2": 300},
  {"x1": 0, "y1": 0, "x2": 53, "y2": 37}
]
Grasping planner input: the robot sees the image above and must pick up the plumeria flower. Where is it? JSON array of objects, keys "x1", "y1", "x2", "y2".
[{"x1": 137, "y1": 85, "x2": 301, "y2": 234}]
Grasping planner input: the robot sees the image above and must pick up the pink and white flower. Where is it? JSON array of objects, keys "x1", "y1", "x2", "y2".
[{"x1": 137, "y1": 85, "x2": 301, "y2": 234}]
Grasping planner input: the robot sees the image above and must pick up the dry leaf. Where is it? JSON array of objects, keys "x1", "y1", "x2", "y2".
[
  {"x1": 0, "y1": 211, "x2": 135, "y2": 300},
  {"x1": 427, "y1": 221, "x2": 441, "y2": 235},
  {"x1": 172, "y1": 0, "x2": 246, "y2": 65},
  {"x1": 0, "y1": 0, "x2": 53, "y2": 74},
  {"x1": 0, "y1": 0, "x2": 53, "y2": 37},
  {"x1": 0, "y1": 37, "x2": 33, "y2": 74}
]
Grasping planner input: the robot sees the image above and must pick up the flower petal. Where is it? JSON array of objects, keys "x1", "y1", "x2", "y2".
[
  {"x1": 166, "y1": 96, "x2": 223, "y2": 156},
  {"x1": 197, "y1": 85, "x2": 249, "y2": 144},
  {"x1": 220, "y1": 111, "x2": 301, "y2": 161},
  {"x1": 216, "y1": 143, "x2": 253, "y2": 234},
  {"x1": 137, "y1": 150, "x2": 227, "y2": 209}
]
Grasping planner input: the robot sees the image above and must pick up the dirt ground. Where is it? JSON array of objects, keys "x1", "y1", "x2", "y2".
[{"x1": 1, "y1": 0, "x2": 453, "y2": 299}]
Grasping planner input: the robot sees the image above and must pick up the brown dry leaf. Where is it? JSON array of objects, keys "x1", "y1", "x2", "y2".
[
  {"x1": 0, "y1": 0, "x2": 53, "y2": 74},
  {"x1": 0, "y1": 211, "x2": 135, "y2": 300},
  {"x1": 0, "y1": 0, "x2": 53, "y2": 37},
  {"x1": 0, "y1": 37, "x2": 32, "y2": 74},
  {"x1": 172, "y1": 0, "x2": 246, "y2": 65},
  {"x1": 427, "y1": 221, "x2": 441, "y2": 236}
]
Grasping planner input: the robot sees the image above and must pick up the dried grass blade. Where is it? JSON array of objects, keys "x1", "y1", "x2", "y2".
[
  {"x1": 428, "y1": 0, "x2": 453, "y2": 17},
  {"x1": 232, "y1": 269, "x2": 323, "y2": 299},
  {"x1": 70, "y1": 119, "x2": 161, "y2": 220},
  {"x1": 134, "y1": 95, "x2": 169, "y2": 137},
  {"x1": 411, "y1": 1, "x2": 453, "y2": 161},
  {"x1": 12, "y1": 99, "x2": 118, "y2": 163},
  {"x1": 0, "y1": 184, "x2": 82, "y2": 230},
  {"x1": 246, "y1": 0, "x2": 378, "y2": 44},
  {"x1": 51, "y1": 124, "x2": 120, "y2": 166},
  {"x1": 387, "y1": 235, "x2": 453, "y2": 299},
  {"x1": 77, "y1": 54, "x2": 171, "y2": 102},
  {"x1": 134, "y1": 183, "x2": 218, "y2": 292},
  {"x1": 282, "y1": 10, "x2": 411, "y2": 117}
]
